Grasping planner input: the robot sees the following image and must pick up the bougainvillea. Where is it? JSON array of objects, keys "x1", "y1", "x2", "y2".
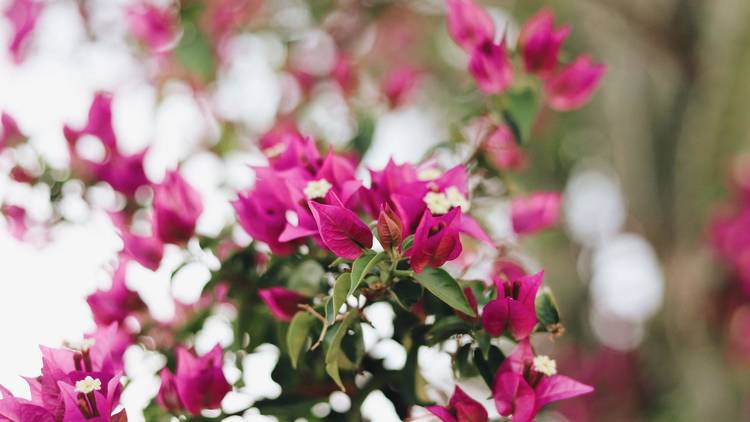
[{"x1": 0, "y1": 0, "x2": 606, "y2": 420}]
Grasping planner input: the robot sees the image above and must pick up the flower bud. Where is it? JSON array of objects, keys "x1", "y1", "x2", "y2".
[{"x1": 377, "y1": 204, "x2": 404, "y2": 251}]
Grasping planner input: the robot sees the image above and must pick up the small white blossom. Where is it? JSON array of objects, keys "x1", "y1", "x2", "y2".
[
  {"x1": 304, "y1": 179, "x2": 333, "y2": 200},
  {"x1": 533, "y1": 355, "x2": 557, "y2": 376},
  {"x1": 75, "y1": 376, "x2": 102, "y2": 394},
  {"x1": 445, "y1": 186, "x2": 470, "y2": 212},
  {"x1": 424, "y1": 191, "x2": 451, "y2": 215}
]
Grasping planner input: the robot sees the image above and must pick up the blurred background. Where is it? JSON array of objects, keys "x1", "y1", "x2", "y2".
[{"x1": 1, "y1": 0, "x2": 749, "y2": 420}]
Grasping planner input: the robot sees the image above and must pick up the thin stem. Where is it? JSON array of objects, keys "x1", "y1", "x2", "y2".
[{"x1": 298, "y1": 304, "x2": 329, "y2": 350}]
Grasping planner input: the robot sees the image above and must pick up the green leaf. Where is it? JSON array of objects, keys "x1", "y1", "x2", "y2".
[
  {"x1": 349, "y1": 251, "x2": 386, "y2": 296},
  {"x1": 453, "y1": 344, "x2": 479, "y2": 379},
  {"x1": 535, "y1": 286, "x2": 563, "y2": 334},
  {"x1": 174, "y1": 24, "x2": 215, "y2": 82},
  {"x1": 324, "y1": 297, "x2": 336, "y2": 325},
  {"x1": 502, "y1": 88, "x2": 539, "y2": 143},
  {"x1": 425, "y1": 315, "x2": 473, "y2": 345},
  {"x1": 414, "y1": 268, "x2": 476, "y2": 317},
  {"x1": 391, "y1": 279, "x2": 424, "y2": 309},
  {"x1": 332, "y1": 273, "x2": 351, "y2": 314},
  {"x1": 328, "y1": 257, "x2": 348, "y2": 269},
  {"x1": 286, "y1": 312, "x2": 317, "y2": 369},
  {"x1": 325, "y1": 310, "x2": 359, "y2": 391}
]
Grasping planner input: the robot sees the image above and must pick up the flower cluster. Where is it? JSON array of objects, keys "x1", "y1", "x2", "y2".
[
  {"x1": 0, "y1": 325, "x2": 126, "y2": 421},
  {"x1": 447, "y1": 0, "x2": 605, "y2": 110},
  {"x1": 0, "y1": 0, "x2": 607, "y2": 420}
]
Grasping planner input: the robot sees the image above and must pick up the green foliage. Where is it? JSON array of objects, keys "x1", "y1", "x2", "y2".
[
  {"x1": 325, "y1": 310, "x2": 359, "y2": 391},
  {"x1": 414, "y1": 268, "x2": 477, "y2": 317},
  {"x1": 287, "y1": 312, "x2": 317, "y2": 369}
]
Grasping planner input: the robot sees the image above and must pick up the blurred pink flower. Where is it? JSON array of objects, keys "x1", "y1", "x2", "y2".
[
  {"x1": 158, "y1": 345, "x2": 231, "y2": 415},
  {"x1": 153, "y1": 171, "x2": 203, "y2": 245},
  {"x1": 445, "y1": 0, "x2": 495, "y2": 51},
  {"x1": 86, "y1": 260, "x2": 145, "y2": 326},
  {"x1": 382, "y1": 66, "x2": 422, "y2": 108},
  {"x1": 3, "y1": 0, "x2": 41, "y2": 63},
  {"x1": 126, "y1": 2, "x2": 178, "y2": 52},
  {"x1": 544, "y1": 56, "x2": 605, "y2": 111},
  {"x1": 483, "y1": 124, "x2": 526, "y2": 171},
  {"x1": 1, "y1": 204, "x2": 28, "y2": 240},
  {"x1": 258, "y1": 287, "x2": 308, "y2": 321},
  {"x1": 511, "y1": 191, "x2": 561, "y2": 235},
  {"x1": 64, "y1": 93, "x2": 151, "y2": 197},
  {"x1": 468, "y1": 39, "x2": 514, "y2": 95},
  {"x1": 0, "y1": 112, "x2": 24, "y2": 151},
  {"x1": 519, "y1": 9, "x2": 570, "y2": 76}
]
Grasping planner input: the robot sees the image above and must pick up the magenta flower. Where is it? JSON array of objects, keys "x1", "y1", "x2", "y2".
[
  {"x1": 122, "y1": 233, "x2": 163, "y2": 271},
  {"x1": 0, "y1": 112, "x2": 24, "y2": 151},
  {"x1": 64, "y1": 93, "x2": 118, "y2": 153},
  {"x1": 544, "y1": 55, "x2": 605, "y2": 111},
  {"x1": 153, "y1": 171, "x2": 203, "y2": 245},
  {"x1": 267, "y1": 134, "x2": 321, "y2": 174},
  {"x1": 3, "y1": 0, "x2": 41, "y2": 63},
  {"x1": 493, "y1": 341, "x2": 593, "y2": 422},
  {"x1": 482, "y1": 124, "x2": 525, "y2": 171},
  {"x1": 157, "y1": 345, "x2": 231, "y2": 416},
  {"x1": 309, "y1": 201, "x2": 373, "y2": 260},
  {"x1": 408, "y1": 207, "x2": 463, "y2": 273},
  {"x1": 126, "y1": 2, "x2": 178, "y2": 52},
  {"x1": 64, "y1": 93, "x2": 150, "y2": 197},
  {"x1": 95, "y1": 150, "x2": 151, "y2": 199},
  {"x1": 468, "y1": 39, "x2": 514, "y2": 95},
  {"x1": 156, "y1": 369, "x2": 182, "y2": 414},
  {"x1": 511, "y1": 191, "x2": 561, "y2": 235},
  {"x1": 445, "y1": 0, "x2": 495, "y2": 51},
  {"x1": 363, "y1": 159, "x2": 420, "y2": 218},
  {"x1": 86, "y1": 260, "x2": 145, "y2": 326},
  {"x1": 114, "y1": 222, "x2": 164, "y2": 271},
  {"x1": 1, "y1": 204, "x2": 28, "y2": 241},
  {"x1": 519, "y1": 9, "x2": 570, "y2": 76},
  {"x1": 258, "y1": 287, "x2": 309, "y2": 321},
  {"x1": 382, "y1": 66, "x2": 422, "y2": 108},
  {"x1": 0, "y1": 394, "x2": 55, "y2": 422},
  {"x1": 234, "y1": 168, "x2": 297, "y2": 255},
  {"x1": 481, "y1": 271, "x2": 542, "y2": 340},
  {"x1": 1, "y1": 334, "x2": 126, "y2": 421},
  {"x1": 427, "y1": 385, "x2": 488, "y2": 422},
  {"x1": 58, "y1": 374, "x2": 125, "y2": 421}
]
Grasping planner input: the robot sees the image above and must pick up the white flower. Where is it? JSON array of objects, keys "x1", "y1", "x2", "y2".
[
  {"x1": 445, "y1": 186, "x2": 470, "y2": 212},
  {"x1": 75, "y1": 376, "x2": 102, "y2": 394},
  {"x1": 304, "y1": 179, "x2": 333, "y2": 200},
  {"x1": 423, "y1": 191, "x2": 451, "y2": 215},
  {"x1": 533, "y1": 355, "x2": 557, "y2": 376}
]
